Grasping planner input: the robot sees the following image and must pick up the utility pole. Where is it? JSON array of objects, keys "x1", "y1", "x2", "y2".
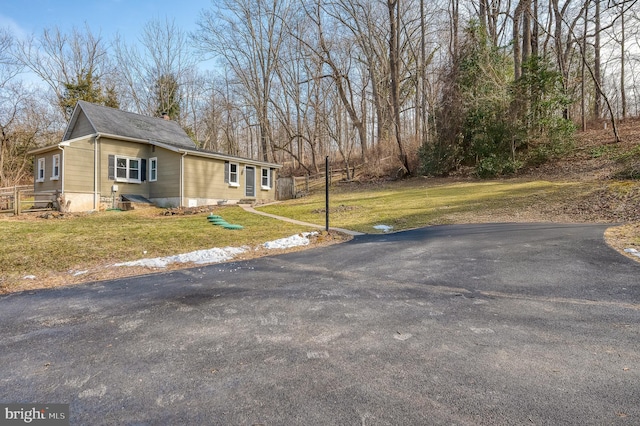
[{"x1": 325, "y1": 156, "x2": 329, "y2": 232}]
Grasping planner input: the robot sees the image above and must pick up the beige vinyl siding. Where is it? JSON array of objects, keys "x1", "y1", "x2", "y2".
[
  {"x1": 62, "y1": 137, "x2": 95, "y2": 192},
  {"x1": 252, "y1": 165, "x2": 278, "y2": 201},
  {"x1": 149, "y1": 147, "x2": 180, "y2": 198},
  {"x1": 183, "y1": 156, "x2": 240, "y2": 200},
  {"x1": 249, "y1": 165, "x2": 277, "y2": 201},
  {"x1": 258, "y1": 166, "x2": 277, "y2": 199},
  {"x1": 183, "y1": 155, "x2": 277, "y2": 201},
  {"x1": 34, "y1": 150, "x2": 63, "y2": 192},
  {"x1": 99, "y1": 137, "x2": 150, "y2": 196},
  {"x1": 67, "y1": 110, "x2": 95, "y2": 140}
]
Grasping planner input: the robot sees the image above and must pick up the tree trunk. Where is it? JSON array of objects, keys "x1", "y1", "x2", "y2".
[
  {"x1": 581, "y1": 1, "x2": 589, "y2": 131},
  {"x1": 620, "y1": 4, "x2": 626, "y2": 119},
  {"x1": 513, "y1": 2, "x2": 523, "y2": 80},
  {"x1": 578, "y1": 34, "x2": 620, "y2": 142},
  {"x1": 551, "y1": 0, "x2": 568, "y2": 120},
  {"x1": 420, "y1": 0, "x2": 428, "y2": 146},
  {"x1": 388, "y1": 0, "x2": 409, "y2": 174},
  {"x1": 532, "y1": 0, "x2": 539, "y2": 56},
  {"x1": 594, "y1": 0, "x2": 602, "y2": 119},
  {"x1": 449, "y1": 0, "x2": 459, "y2": 59},
  {"x1": 479, "y1": 0, "x2": 487, "y2": 32},
  {"x1": 513, "y1": 0, "x2": 532, "y2": 80},
  {"x1": 522, "y1": 0, "x2": 532, "y2": 74}
]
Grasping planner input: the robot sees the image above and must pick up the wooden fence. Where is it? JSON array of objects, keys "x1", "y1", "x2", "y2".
[
  {"x1": 0, "y1": 185, "x2": 56, "y2": 215},
  {"x1": 276, "y1": 165, "x2": 363, "y2": 200}
]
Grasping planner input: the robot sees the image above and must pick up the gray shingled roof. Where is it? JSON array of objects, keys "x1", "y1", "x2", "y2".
[{"x1": 66, "y1": 101, "x2": 196, "y2": 149}]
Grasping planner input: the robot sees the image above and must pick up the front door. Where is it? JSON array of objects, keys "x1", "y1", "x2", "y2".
[{"x1": 245, "y1": 166, "x2": 255, "y2": 197}]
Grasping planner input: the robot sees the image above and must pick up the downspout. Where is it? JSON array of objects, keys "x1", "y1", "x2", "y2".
[
  {"x1": 94, "y1": 134, "x2": 101, "y2": 211},
  {"x1": 58, "y1": 145, "x2": 65, "y2": 195},
  {"x1": 180, "y1": 151, "x2": 187, "y2": 207}
]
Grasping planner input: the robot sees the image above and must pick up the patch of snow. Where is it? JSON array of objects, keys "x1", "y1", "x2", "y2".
[
  {"x1": 113, "y1": 232, "x2": 320, "y2": 269},
  {"x1": 72, "y1": 270, "x2": 89, "y2": 276},
  {"x1": 114, "y1": 246, "x2": 247, "y2": 268},
  {"x1": 263, "y1": 232, "x2": 318, "y2": 250},
  {"x1": 624, "y1": 248, "x2": 640, "y2": 258},
  {"x1": 373, "y1": 224, "x2": 393, "y2": 233},
  {"x1": 23, "y1": 275, "x2": 36, "y2": 280}
]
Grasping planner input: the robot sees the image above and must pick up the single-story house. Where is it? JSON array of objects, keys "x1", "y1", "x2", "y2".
[{"x1": 29, "y1": 101, "x2": 281, "y2": 212}]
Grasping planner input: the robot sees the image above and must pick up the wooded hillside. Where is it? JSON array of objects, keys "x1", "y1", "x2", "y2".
[{"x1": 1, "y1": 0, "x2": 639, "y2": 185}]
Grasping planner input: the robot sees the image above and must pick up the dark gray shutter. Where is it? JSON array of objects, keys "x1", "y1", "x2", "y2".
[
  {"x1": 270, "y1": 168, "x2": 274, "y2": 187},
  {"x1": 224, "y1": 161, "x2": 229, "y2": 183},
  {"x1": 108, "y1": 155, "x2": 115, "y2": 180},
  {"x1": 141, "y1": 159, "x2": 147, "y2": 182}
]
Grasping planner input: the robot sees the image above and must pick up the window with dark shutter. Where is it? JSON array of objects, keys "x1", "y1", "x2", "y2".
[
  {"x1": 141, "y1": 159, "x2": 147, "y2": 182},
  {"x1": 112, "y1": 155, "x2": 143, "y2": 183},
  {"x1": 108, "y1": 155, "x2": 115, "y2": 180}
]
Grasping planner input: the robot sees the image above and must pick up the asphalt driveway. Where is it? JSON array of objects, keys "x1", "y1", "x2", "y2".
[{"x1": 1, "y1": 223, "x2": 639, "y2": 425}]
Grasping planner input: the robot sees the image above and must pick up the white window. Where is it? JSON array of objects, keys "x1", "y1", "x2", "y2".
[
  {"x1": 230, "y1": 163, "x2": 239, "y2": 185},
  {"x1": 115, "y1": 156, "x2": 142, "y2": 183},
  {"x1": 149, "y1": 157, "x2": 157, "y2": 182},
  {"x1": 261, "y1": 167, "x2": 271, "y2": 189},
  {"x1": 225, "y1": 161, "x2": 239, "y2": 186},
  {"x1": 51, "y1": 154, "x2": 60, "y2": 180},
  {"x1": 36, "y1": 158, "x2": 45, "y2": 182}
]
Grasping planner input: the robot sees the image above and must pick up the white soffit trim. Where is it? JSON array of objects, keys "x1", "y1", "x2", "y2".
[{"x1": 177, "y1": 149, "x2": 282, "y2": 169}]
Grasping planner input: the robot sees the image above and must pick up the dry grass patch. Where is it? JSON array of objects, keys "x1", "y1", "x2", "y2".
[{"x1": 605, "y1": 223, "x2": 640, "y2": 261}]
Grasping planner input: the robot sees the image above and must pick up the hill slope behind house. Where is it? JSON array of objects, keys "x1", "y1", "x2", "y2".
[
  {"x1": 523, "y1": 118, "x2": 640, "y2": 183},
  {"x1": 517, "y1": 117, "x2": 640, "y2": 225}
]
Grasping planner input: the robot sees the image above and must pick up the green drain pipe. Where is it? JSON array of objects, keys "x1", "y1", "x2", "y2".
[{"x1": 207, "y1": 214, "x2": 243, "y2": 230}]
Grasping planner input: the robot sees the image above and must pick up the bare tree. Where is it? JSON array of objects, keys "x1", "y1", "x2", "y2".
[
  {"x1": 593, "y1": 0, "x2": 602, "y2": 119},
  {"x1": 388, "y1": 0, "x2": 410, "y2": 173},
  {"x1": 325, "y1": 91, "x2": 357, "y2": 179},
  {"x1": 195, "y1": 0, "x2": 294, "y2": 162},
  {"x1": 607, "y1": 0, "x2": 640, "y2": 119},
  {"x1": 321, "y1": 0, "x2": 396, "y2": 158},
  {"x1": 568, "y1": 5, "x2": 620, "y2": 141},
  {"x1": 581, "y1": 0, "x2": 589, "y2": 130},
  {"x1": 298, "y1": 0, "x2": 370, "y2": 167},
  {"x1": 0, "y1": 82, "x2": 57, "y2": 186},
  {"x1": 0, "y1": 29, "x2": 56, "y2": 186},
  {"x1": 550, "y1": 0, "x2": 591, "y2": 120},
  {"x1": 114, "y1": 18, "x2": 196, "y2": 124},
  {"x1": 0, "y1": 28, "x2": 22, "y2": 87},
  {"x1": 620, "y1": 2, "x2": 627, "y2": 119},
  {"x1": 14, "y1": 25, "x2": 112, "y2": 121}
]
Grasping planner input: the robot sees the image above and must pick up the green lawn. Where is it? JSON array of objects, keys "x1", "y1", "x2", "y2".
[
  {"x1": 259, "y1": 179, "x2": 589, "y2": 233},
  {"x1": 0, "y1": 206, "x2": 310, "y2": 291}
]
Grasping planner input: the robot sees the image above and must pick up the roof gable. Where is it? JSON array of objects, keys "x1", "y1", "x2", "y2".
[{"x1": 63, "y1": 101, "x2": 196, "y2": 149}]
